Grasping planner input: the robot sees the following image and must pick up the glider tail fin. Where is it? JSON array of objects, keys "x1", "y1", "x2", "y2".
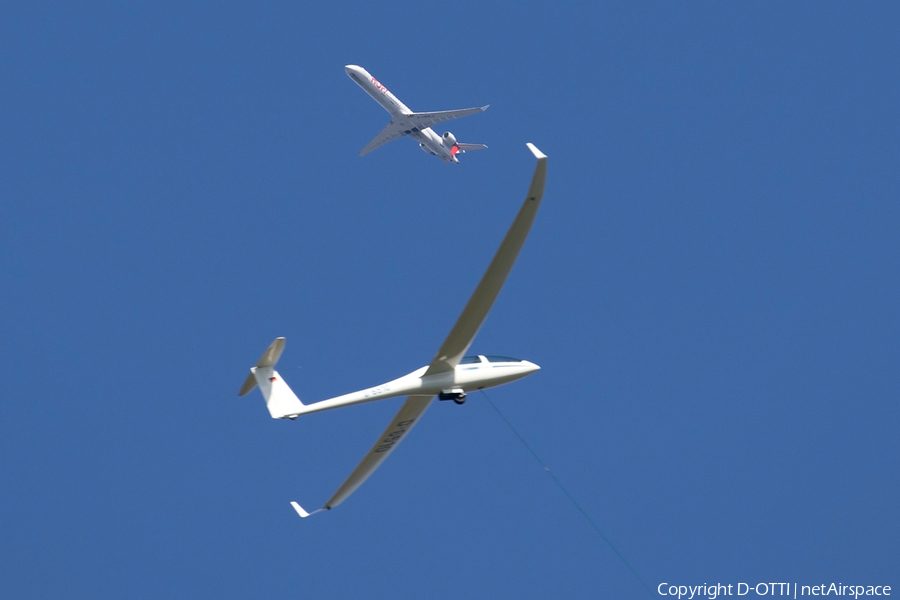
[{"x1": 238, "y1": 337, "x2": 306, "y2": 419}]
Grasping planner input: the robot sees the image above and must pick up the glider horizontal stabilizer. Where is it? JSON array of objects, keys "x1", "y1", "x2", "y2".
[
  {"x1": 239, "y1": 337, "x2": 306, "y2": 419},
  {"x1": 238, "y1": 337, "x2": 286, "y2": 396}
]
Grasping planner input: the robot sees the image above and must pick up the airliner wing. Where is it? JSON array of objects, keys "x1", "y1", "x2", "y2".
[
  {"x1": 290, "y1": 395, "x2": 434, "y2": 517},
  {"x1": 424, "y1": 143, "x2": 547, "y2": 376},
  {"x1": 407, "y1": 105, "x2": 489, "y2": 130},
  {"x1": 360, "y1": 121, "x2": 405, "y2": 156},
  {"x1": 457, "y1": 143, "x2": 488, "y2": 152}
]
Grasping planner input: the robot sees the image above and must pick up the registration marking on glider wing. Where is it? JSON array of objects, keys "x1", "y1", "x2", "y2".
[
  {"x1": 239, "y1": 143, "x2": 548, "y2": 517},
  {"x1": 345, "y1": 64, "x2": 489, "y2": 163}
]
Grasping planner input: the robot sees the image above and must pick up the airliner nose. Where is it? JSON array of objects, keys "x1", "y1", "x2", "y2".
[
  {"x1": 524, "y1": 360, "x2": 541, "y2": 373},
  {"x1": 345, "y1": 65, "x2": 366, "y2": 83}
]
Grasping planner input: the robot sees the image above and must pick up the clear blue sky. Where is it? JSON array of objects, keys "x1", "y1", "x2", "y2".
[{"x1": 2, "y1": 3, "x2": 897, "y2": 598}]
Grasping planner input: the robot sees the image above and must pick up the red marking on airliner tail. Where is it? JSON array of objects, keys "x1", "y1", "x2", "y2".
[
  {"x1": 451, "y1": 145, "x2": 459, "y2": 157},
  {"x1": 269, "y1": 377, "x2": 277, "y2": 382}
]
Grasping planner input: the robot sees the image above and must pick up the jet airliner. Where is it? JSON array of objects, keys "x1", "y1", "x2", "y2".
[
  {"x1": 345, "y1": 64, "x2": 488, "y2": 163},
  {"x1": 239, "y1": 143, "x2": 548, "y2": 516}
]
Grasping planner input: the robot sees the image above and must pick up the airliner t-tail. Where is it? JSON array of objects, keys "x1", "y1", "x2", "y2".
[
  {"x1": 345, "y1": 64, "x2": 488, "y2": 163},
  {"x1": 239, "y1": 144, "x2": 548, "y2": 517}
]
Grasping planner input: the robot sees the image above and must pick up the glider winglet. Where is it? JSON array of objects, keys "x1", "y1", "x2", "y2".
[
  {"x1": 290, "y1": 501, "x2": 327, "y2": 519},
  {"x1": 526, "y1": 142, "x2": 547, "y2": 160}
]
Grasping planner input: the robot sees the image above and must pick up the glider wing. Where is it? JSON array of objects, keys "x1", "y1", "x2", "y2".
[
  {"x1": 291, "y1": 395, "x2": 434, "y2": 517},
  {"x1": 424, "y1": 143, "x2": 547, "y2": 376}
]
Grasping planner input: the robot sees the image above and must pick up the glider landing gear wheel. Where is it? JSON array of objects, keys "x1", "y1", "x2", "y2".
[{"x1": 439, "y1": 389, "x2": 467, "y2": 404}]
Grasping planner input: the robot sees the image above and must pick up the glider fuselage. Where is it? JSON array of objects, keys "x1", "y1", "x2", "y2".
[{"x1": 280, "y1": 356, "x2": 539, "y2": 418}]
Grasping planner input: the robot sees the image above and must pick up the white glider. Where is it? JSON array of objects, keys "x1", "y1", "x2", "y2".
[
  {"x1": 345, "y1": 64, "x2": 488, "y2": 163},
  {"x1": 240, "y1": 143, "x2": 548, "y2": 516}
]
